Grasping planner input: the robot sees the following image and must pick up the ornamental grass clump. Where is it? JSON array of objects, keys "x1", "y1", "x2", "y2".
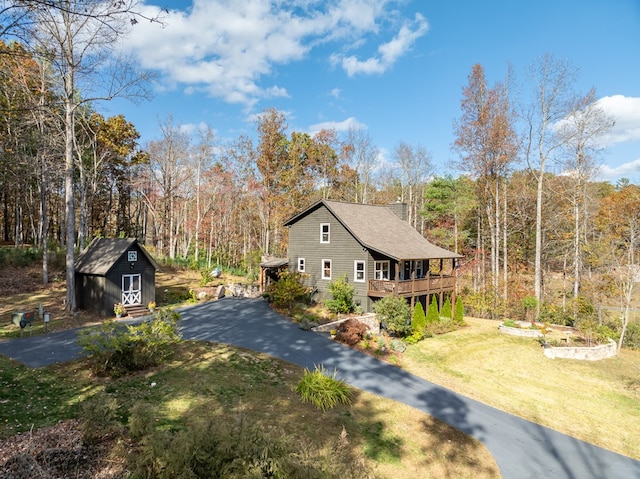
[{"x1": 295, "y1": 365, "x2": 353, "y2": 411}]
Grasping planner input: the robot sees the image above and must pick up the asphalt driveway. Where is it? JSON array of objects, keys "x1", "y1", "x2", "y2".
[{"x1": 1, "y1": 297, "x2": 639, "y2": 479}]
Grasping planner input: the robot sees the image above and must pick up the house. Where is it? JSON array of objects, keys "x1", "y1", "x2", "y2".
[
  {"x1": 75, "y1": 238, "x2": 159, "y2": 317},
  {"x1": 284, "y1": 200, "x2": 462, "y2": 313}
]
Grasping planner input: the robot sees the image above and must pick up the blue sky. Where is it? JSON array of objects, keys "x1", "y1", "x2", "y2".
[{"x1": 109, "y1": 0, "x2": 640, "y2": 183}]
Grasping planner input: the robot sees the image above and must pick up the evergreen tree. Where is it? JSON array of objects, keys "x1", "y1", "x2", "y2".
[
  {"x1": 454, "y1": 297, "x2": 465, "y2": 325},
  {"x1": 441, "y1": 297, "x2": 452, "y2": 319},
  {"x1": 427, "y1": 296, "x2": 439, "y2": 324},
  {"x1": 412, "y1": 302, "x2": 426, "y2": 332}
]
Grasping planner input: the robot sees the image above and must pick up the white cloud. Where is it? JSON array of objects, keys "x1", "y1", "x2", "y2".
[
  {"x1": 329, "y1": 87, "x2": 342, "y2": 99},
  {"x1": 597, "y1": 157, "x2": 640, "y2": 181},
  {"x1": 595, "y1": 95, "x2": 640, "y2": 146},
  {"x1": 337, "y1": 12, "x2": 429, "y2": 77},
  {"x1": 119, "y1": 1, "x2": 426, "y2": 108},
  {"x1": 309, "y1": 117, "x2": 366, "y2": 134}
]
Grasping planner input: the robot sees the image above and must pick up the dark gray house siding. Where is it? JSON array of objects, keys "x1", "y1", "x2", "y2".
[
  {"x1": 75, "y1": 239, "x2": 158, "y2": 318},
  {"x1": 288, "y1": 206, "x2": 372, "y2": 310}
]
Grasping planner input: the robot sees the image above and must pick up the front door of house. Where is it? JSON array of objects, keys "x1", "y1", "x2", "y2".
[{"x1": 122, "y1": 274, "x2": 141, "y2": 306}]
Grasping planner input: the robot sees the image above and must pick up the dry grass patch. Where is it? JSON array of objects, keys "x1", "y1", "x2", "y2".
[{"x1": 403, "y1": 317, "x2": 640, "y2": 460}]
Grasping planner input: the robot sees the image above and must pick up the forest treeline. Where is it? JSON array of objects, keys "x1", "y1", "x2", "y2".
[{"x1": 0, "y1": 2, "x2": 638, "y2": 344}]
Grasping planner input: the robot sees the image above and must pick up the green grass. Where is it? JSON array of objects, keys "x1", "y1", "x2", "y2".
[
  {"x1": 0, "y1": 341, "x2": 499, "y2": 479},
  {"x1": 402, "y1": 316, "x2": 640, "y2": 460}
]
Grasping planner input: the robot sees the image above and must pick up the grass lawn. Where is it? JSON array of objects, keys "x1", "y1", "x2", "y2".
[
  {"x1": 402, "y1": 317, "x2": 640, "y2": 460},
  {"x1": 0, "y1": 341, "x2": 499, "y2": 478}
]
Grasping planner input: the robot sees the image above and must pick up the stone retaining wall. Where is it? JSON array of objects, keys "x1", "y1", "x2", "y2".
[
  {"x1": 498, "y1": 323, "x2": 543, "y2": 338},
  {"x1": 543, "y1": 339, "x2": 617, "y2": 360}
]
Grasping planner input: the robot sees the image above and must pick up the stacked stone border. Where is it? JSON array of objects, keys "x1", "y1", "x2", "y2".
[{"x1": 543, "y1": 339, "x2": 617, "y2": 361}]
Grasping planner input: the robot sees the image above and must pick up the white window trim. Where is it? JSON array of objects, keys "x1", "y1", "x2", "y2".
[
  {"x1": 320, "y1": 223, "x2": 330, "y2": 243},
  {"x1": 354, "y1": 260, "x2": 365, "y2": 283},
  {"x1": 298, "y1": 258, "x2": 305, "y2": 272},
  {"x1": 374, "y1": 260, "x2": 390, "y2": 280},
  {"x1": 322, "y1": 259, "x2": 332, "y2": 280}
]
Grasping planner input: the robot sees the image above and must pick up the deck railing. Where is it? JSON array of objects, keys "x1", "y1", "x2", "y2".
[{"x1": 368, "y1": 275, "x2": 455, "y2": 297}]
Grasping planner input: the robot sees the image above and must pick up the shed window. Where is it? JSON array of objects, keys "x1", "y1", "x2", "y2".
[
  {"x1": 320, "y1": 223, "x2": 330, "y2": 243},
  {"x1": 354, "y1": 261, "x2": 365, "y2": 282},
  {"x1": 127, "y1": 250, "x2": 138, "y2": 262},
  {"x1": 322, "y1": 259, "x2": 332, "y2": 280},
  {"x1": 374, "y1": 261, "x2": 390, "y2": 280},
  {"x1": 298, "y1": 258, "x2": 305, "y2": 272}
]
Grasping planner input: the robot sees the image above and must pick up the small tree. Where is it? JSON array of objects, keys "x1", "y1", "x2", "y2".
[
  {"x1": 454, "y1": 297, "x2": 465, "y2": 325},
  {"x1": 373, "y1": 295, "x2": 411, "y2": 336},
  {"x1": 441, "y1": 297, "x2": 452, "y2": 320},
  {"x1": 411, "y1": 302, "x2": 426, "y2": 332},
  {"x1": 265, "y1": 271, "x2": 311, "y2": 310},
  {"x1": 325, "y1": 274, "x2": 355, "y2": 314},
  {"x1": 427, "y1": 296, "x2": 439, "y2": 324}
]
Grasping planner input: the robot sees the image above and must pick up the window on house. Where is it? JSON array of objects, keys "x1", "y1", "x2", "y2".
[
  {"x1": 416, "y1": 260, "x2": 423, "y2": 278},
  {"x1": 374, "y1": 261, "x2": 390, "y2": 280},
  {"x1": 322, "y1": 259, "x2": 332, "y2": 280},
  {"x1": 320, "y1": 223, "x2": 330, "y2": 243},
  {"x1": 298, "y1": 258, "x2": 305, "y2": 272},
  {"x1": 354, "y1": 261, "x2": 365, "y2": 282}
]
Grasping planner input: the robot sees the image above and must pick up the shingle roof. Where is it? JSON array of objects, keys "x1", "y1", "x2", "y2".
[
  {"x1": 75, "y1": 238, "x2": 159, "y2": 275},
  {"x1": 285, "y1": 200, "x2": 462, "y2": 261}
]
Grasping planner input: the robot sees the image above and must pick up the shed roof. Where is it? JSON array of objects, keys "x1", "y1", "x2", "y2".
[
  {"x1": 284, "y1": 200, "x2": 462, "y2": 261},
  {"x1": 75, "y1": 238, "x2": 159, "y2": 275}
]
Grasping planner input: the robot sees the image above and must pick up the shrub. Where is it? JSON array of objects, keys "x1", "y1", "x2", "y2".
[
  {"x1": 411, "y1": 302, "x2": 426, "y2": 333},
  {"x1": 390, "y1": 338, "x2": 407, "y2": 353},
  {"x1": 199, "y1": 269, "x2": 213, "y2": 286},
  {"x1": 454, "y1": 296, "x2": 465, "y2": 325},
  {"x1": 373, "y1": 295, "x2": 411, "y2": 336},
  {"x1": 404, "y1": 330, "x2": 424, "y2": 344},
  {"x1": 522, "y1": 295, "x2": 538, "y2": 321},
  {"x1": 80, "y1": 395, "x2": 122, "y2": 444},
  {"x1": 78, "y1": 309, "x2": 182, "y2": 377},
  {"x1": 127, "y1": 407, "x2": 372, "y2": 479},
  {"x1": 624, "y1": 321, "x2": 640, "y2": 350},
  {"x1": 265, "y1": 270, "x2": 311, "y2": 310},
  {"x1": 441, "y1": 297, "x2": 452, "y2": 320},
  {"x1": 424, "y1": 315, "x2": 456, "y2": 337},
  {"x1": 295, "y1": 365, "x2": 353, "y2": 411},
  {"x1": 427, "y1": 295, "x2": 439, "y2": 324},
  {"x1": 325, "y1": 273, "x2": 355, "y2": 314},
  {"x1": 336, "y1": 318, "x2": 368, "y2": 346}
]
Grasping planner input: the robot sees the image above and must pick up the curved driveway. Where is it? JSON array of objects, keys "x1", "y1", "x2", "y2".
[{"x1": 1, "y1": 297, "x2": 639, "y2": 479}]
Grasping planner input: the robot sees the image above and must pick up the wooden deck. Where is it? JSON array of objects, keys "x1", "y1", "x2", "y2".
[{"x1": 368, "y1": 275, "x2": 455, "y2": 298}]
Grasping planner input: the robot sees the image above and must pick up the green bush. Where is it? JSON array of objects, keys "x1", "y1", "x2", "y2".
[
  {"x1": 325, "y1": 273, "x2": 356, "y2": 314},
  {"x1": 404, "y1": 330, "x2": 424, "y2": 344},
  {"x1": 441, "y1": 297, "x2": 452, "y2": 319},
  {"x1": 78, "y1": 309, "x2": 182, "y2": 377},
  {"x1": 427, "y1": 296, "x2": 439, "y2": 324},
  {"x1": 411, "y1": 302, "x2": 426, "y2": 333},
  {"x1": 390, "y1": 339, "x2": 407, "y2": 353},
  {"x1": 126, "y1": 406, "x2": 372, "y2": 479},
  {"x1": 295, "y1": 365, "x2": 353, "y2": 411},
  {"x1": 454, "y1": 296, "x2": 465, "y2": 325},
  {"x1": 265, "y1": 270, "x2": 311, "y2": 310},
  {"x1": 373, "y1": 295, "x2": 411, "y2": 336},
  {"x1": 624, "y1": 321, "x2": 640, "y2": 350},
  {"x1": 80, "y1": 394, "x2": 122, "y2": 444}
]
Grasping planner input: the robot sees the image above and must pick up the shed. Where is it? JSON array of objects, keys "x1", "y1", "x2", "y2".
[{"x1": 75, "y1": 238, "x2": 159, "y2": 317}]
